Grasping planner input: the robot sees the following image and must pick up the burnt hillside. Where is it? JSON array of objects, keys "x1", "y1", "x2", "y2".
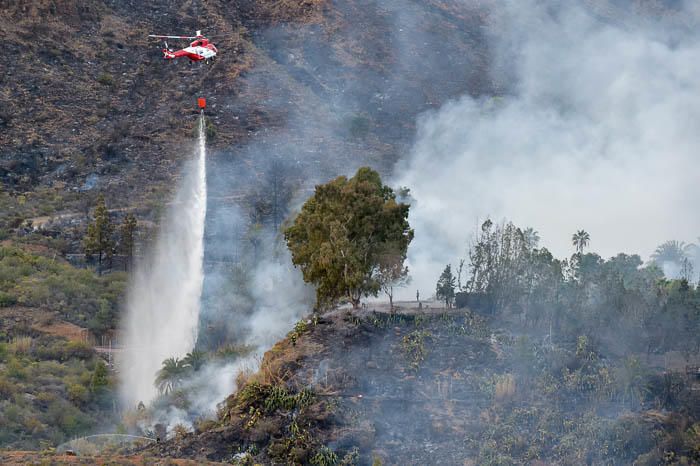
[
  {"x1": 1, "y1": 0, "x2": 688, "y2": 240},
  {"x1": 0, "y1": 0, "x2": 494, "y2": 226},
  {"x1": 148, "y1": 308, "x2": 700, "y2": 465}
]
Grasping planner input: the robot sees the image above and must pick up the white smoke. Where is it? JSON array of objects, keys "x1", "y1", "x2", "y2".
[
  {"x1": 246, "y1": 250, "x2": 313, "y2": 349},
  {"x1": 395, "y1": 1, "x2": 700, "y2": 295},
  {"x1": 119, "y1": 116, "x2": 208, "y2": 408}
]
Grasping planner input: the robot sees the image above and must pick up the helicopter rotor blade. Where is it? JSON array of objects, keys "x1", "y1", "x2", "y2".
[{"x1": 148, "y1": 34, "x2": 197, "y2": 40}]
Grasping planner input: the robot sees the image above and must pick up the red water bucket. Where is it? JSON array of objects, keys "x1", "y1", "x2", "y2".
[{"x1": 197, "y1": 98, "x2": 206, "y2": 109}]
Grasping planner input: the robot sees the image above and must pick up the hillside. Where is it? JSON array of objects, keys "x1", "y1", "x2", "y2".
[
  {"x1": 2, "y1": 0, "x2": 700, "y2": 464},
  {"x1": 0, "y1": 0, "x2": 494, "y2": 235},
  {"x1": 2, "y1": 0, "x2": 693, "y2": 246},
  {"x1": 147, "y1": 307, "x2": 700, "y2": 465}
]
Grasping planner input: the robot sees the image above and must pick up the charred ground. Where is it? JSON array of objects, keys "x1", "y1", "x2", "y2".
[{"x1": 147, "y1": 306, "x2": 700, "y2": 465}]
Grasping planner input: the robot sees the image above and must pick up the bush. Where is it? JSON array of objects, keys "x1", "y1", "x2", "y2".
[
  {"x1": 401, "y1": 330, "x2": 431, "y2": 371},
  {"x1": 64, "y1": 341, "x2": 93, "y2": 360},
  {"x1": 67, "y1": 383, "x2": 89, "y2": 405},
  {"x1": 237, "y1": 382, "x2": 316, "y2": 415},
  {"x1": 311, "y1": 446, "x2": 339, "y2": 466},
  {"x1": 97, "y1": 73, "x2": 114, "y2": 86},
  {"x1": 0, "y1": 376, "x2": 15, "y2": 400},
  {"x1": 0, "y1": 291, "x2": 17, "y2": 306},
  {"x1": 347, "y1": 114, "x2": 370, "y2": 138},
  {"x1": 6, "y1": 357, "x2": 28, "y2": 379}
]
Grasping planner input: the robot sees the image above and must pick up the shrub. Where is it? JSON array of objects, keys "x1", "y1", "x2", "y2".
[
  {"x1": 310, "y1": 446, "x2": 339, "y2": 466},
  {"x1": 347, "y1": 114, "x2": 370, "y2": 138},
  {"x1": 237, "y1": 382, "x2": 316, "y2": 415},
  {"x1": 0, "y1": 376, "x2": 15, "y2": 399},
  {"x1": 67, "y1": 383, "x2": 89, "y2": 405},
  {"x1": 0, "y1": 291, "x2": 17, "y2": 306},
  {"x1": 173, "y1": 423, "x2": 190, "y2": 440},
  {"x1": 6, "y1": 357, "x2": 28, "y2": 379},
  {"x1": 401, "y1": 330, "x2": 431, "y2": 371},
  {"x1": 64, "y1": 341, "x2": 93, "y2": 360},
  {"x1": 97, "y1": 73, "x2": 114, "y2": 86}
]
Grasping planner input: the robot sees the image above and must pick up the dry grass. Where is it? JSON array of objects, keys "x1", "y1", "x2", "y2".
[
  {"x1": 33, "y1": 320, "x2": 87, "y2": 343},
  {"x1": 247, "y1": 333, "x2": 323, "y2": 387},
  {"x1": 494, "y1": 373, "x2": 516, "y2": 401},
  {"x1": 8, "y1": 336, "x2": 33, "y2": 355}
]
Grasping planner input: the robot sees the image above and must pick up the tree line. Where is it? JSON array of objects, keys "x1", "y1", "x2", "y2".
[
  {"x1": 434, "y1": 219, "x2": 700, "y2": 358},
  {"x1": 83, "y1": 193, "x2": 138, "y2": 274}
]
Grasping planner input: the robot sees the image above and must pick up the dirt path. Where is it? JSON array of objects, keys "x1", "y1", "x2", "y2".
[{"x1": 0, "y1": 451, "x2": 225, "y2": 465}]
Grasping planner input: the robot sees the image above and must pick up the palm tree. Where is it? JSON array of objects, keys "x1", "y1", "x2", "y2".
[
  {"x1": 182, "y1": 350, "x2": 206, "y2": 371},
  {"x1": 651, "y1": 240, "x2": 696, "y2": 280},
  {"x1": 571, "y1": 230, "x2": 590, "y2": 255},
  {"x1": 651, "y1": 240, "x2": 692, "y2": 265},
  {"x1": 155, "y1": 357, "x2": 186, "y2": 395}
]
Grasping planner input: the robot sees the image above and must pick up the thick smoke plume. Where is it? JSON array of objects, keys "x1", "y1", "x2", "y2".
[
  {"x1": 119, "y1": 116, "x2": 208, "y2": 408},
  {"x1": 395, "y1": 1, "x2": 700, "y2": 294}
]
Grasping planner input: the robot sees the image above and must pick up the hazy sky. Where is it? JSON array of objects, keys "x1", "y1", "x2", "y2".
[{"x1": 395, "y1": 1, "x2": 700, "y2": 296}]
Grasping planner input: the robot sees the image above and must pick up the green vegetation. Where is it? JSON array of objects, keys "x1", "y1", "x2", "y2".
[
  {"x1": 118, "y1": 213, "x2": 137, "y2": 270},
  {"x1": 237, "y1": 382, "x2": 315, "y2": 415},
  {"x1": 284, "y1": 167, "x2": 413, "y2": 309},
  {"x1": 435, "y1": 264, "x2": 456, "y2": 308},
  {"x1": 455, "y1": 219, "x2": 700, "y2": 357},
  {"x1": 84, "y1": 193, "x2": 114, "y2": 275},
  {"x1": 0, "y1": 187, "x2": 83, "y2": 237},
  {"x1": 401, "y1": 330, "x2": 431, "y2": 371},
  {"x1": 347, "y1": 114, "x2": 370, "y2": 138},
  {"x1": 96, "y1": 72, "x2": 114, "y2": 86},
  {"x1": 0, "y1": 242, "x2": 123, "y2": 451},
  {"x1": 432, "y1": 219, "x2": 700, "y2": 464},
  {"x1": 154, "y1": 351, "x2": 209, "y2": 395},
  {"x1": 0, "y1": 336, "x2": 117, "y2": 449},
  {"x1": 226, "y1": 381, "x2": 331, "y2": 464},
  {"x1": 0, "y1": 245, "x2": 126, "y2": 334},
  {"x1": 310, "y1": 446, "x2": 339, "y2": 466}
]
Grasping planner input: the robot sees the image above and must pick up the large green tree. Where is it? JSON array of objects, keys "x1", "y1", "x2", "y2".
[
  {"x1": 284, "y1": 167, "x2": 413, "y2": 309},
  {"x1": 84, "y1": 194, "x2": 114, "y2": 275}
]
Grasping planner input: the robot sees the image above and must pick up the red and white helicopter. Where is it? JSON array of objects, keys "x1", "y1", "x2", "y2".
[{"x1": 148, "y1": 30, "x2": 217, "y2": 62}]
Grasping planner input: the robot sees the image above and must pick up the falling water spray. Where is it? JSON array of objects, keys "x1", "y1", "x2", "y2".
[{"x1": 119, "y1": 112, "x2": 207, "y2": 408}]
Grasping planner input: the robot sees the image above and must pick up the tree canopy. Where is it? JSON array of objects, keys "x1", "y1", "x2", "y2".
[
  {"x1": 83, "y1": 194, "x2": 114, "y2": 275},
  {"x1": 284, "y1": 167, "x2": 413, "y2": 309}
]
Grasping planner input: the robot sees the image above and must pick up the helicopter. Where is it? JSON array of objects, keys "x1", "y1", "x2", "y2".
[{"x1": 147, "y1": 30, "x2": 217, "y2": 63}]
